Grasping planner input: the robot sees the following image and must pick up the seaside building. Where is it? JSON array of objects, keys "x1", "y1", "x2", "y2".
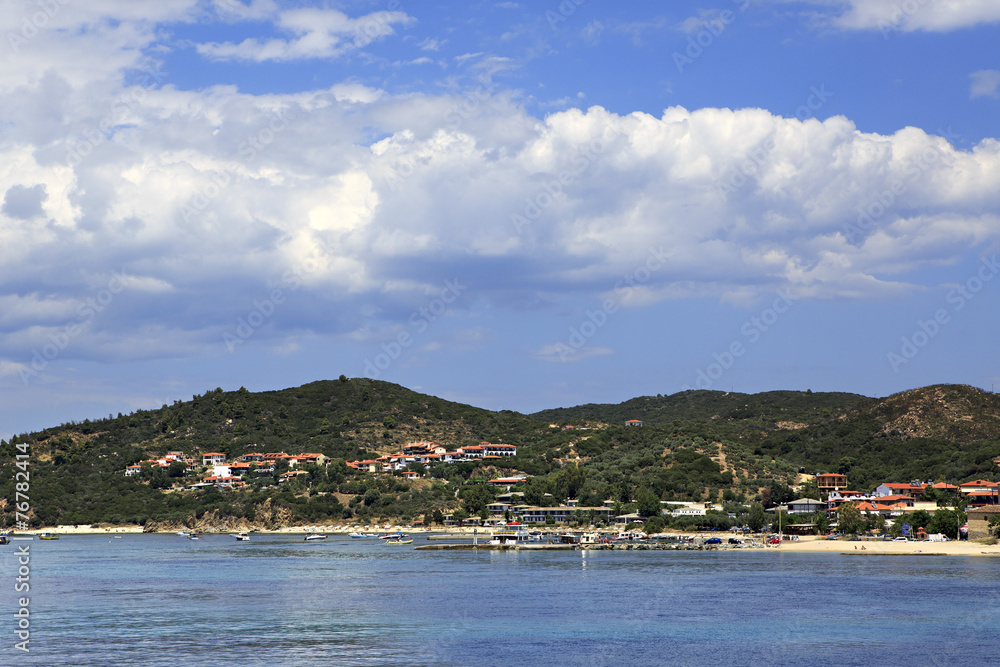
[
  {"x1": 815, "y1": 473, "x2": 848, "y2": 495},
  {"x1": 967, "y1": 507, "x2": 1000, "y2": 540},
  {"x1": 624, "y1": 419, "x2": 643, "y2": 427}
]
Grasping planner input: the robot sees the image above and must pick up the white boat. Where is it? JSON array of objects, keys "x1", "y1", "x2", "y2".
[
  {"x1": 177, "y1": 531, "x2": 189, "y2": 537},
  {"x1": 234, "y1": 533, "x2": 250, "y2": 541},
  {"x1": 349, "y1": 532, "x2": 374, "y2": 538},
  {"x1": 490, "y1": 523, "x2": 535, "y2": 545},
  {"x1": 378, "y1": 532, "x2": 405, "y2": 540},
  {"x1": 304, "y1": 534, "x2": 327, "y2": 541}
]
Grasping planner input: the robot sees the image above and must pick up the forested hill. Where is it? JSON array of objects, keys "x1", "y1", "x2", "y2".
[
  {"x1": 1, "y1": 380, "x2": 998, "y2": 531},
  {"x1": 530, "y1": 389, "x2": 870, "y2": 427}
]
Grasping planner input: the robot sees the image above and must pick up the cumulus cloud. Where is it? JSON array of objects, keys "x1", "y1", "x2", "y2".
[
  {"x1": 970, "y1": 69, "x2": 1000, "y2": 99},
  {"x1": 2, "y1": 3, "x2": 1000, "y2": 372},
  {"x1": 196, "y1": 8, "x2": 413, "y2": 61},
  {"x1": 796, "y1": 0, "x2": 1000, "y2": 33}
]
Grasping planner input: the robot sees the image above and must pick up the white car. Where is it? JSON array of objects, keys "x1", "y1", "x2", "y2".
[{"x1": 893, "y1": 537, "x2": 908, "y2": 542}]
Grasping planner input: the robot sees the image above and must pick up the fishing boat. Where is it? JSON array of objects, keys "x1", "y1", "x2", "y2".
[
  {"x1": 304, "y1": 534, "x2": 328, "y2": 541},
  {"x1": 39, "y1": 532, "x2": 60, "y2": 540},
  {"x1": 234, "y1": 532, "x2": 251, "y2": 541}
]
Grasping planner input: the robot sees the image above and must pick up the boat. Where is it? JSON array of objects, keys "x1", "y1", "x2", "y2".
[
  {"x1": 188, "y1": 533, "x2": 201, "y2": 540},
  {"x1": 234, "y1": 533, "x2": 251, "y2": 541},
  {"x1": 177, "y1": 531, "x2": 189, "y2": 537},
  {"x1": 349, "y1": 532, "x2": 374, "y2": 538},
  {"x1": 39, "y1": 532, "x2": 60, "y2": 540},
  {"x1": 0, "y1": 534, "x2": 8, "y2": 545},
  {"x1": 304, "y1": 534, "x2": 328, "y2": 541},
  {"x1": 383, "y1": 536, "x2": 412, "y2": 544},
  {"x1": 489, "y1": 523, "x2": 535, "y2": 545},
  {"x1": 378, "y1": 531, "x2": 404, "y2": 539}
]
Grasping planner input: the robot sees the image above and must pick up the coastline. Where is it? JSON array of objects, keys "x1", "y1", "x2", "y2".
[{"x1": 19, "y1": 525, "x2": 1000, "y2": 556}]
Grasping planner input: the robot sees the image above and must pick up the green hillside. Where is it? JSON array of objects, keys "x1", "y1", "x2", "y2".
[{"x1": 1, "y1": 381, "x2": 997, "y2": 532}]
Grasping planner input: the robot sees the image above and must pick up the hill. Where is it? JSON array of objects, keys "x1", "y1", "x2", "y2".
[
  {"x1": 1, "y1": 381, "x2": 997, "y2": 532},
  {"x1": 530, "y1": 389, "x2": 870, "y2": 428}
]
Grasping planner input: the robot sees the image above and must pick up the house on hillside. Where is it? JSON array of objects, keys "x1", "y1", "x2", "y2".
[
  {"x1": 625, "y1": 419, "x2": 643, "y2": 427},
  {"x1": 874, "y1": 482, "x2": 927, "y2": 499},
  {"x1": 815, "y1": 473, "x2": 848, "y2": 494},
  {"x1": 202, "y1": 452, "x2": 227, "y2": 466}
]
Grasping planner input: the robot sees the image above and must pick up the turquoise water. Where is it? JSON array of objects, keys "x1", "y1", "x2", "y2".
[{"x1": 3, "y1": 534, "x2": 999, "y2": 666}]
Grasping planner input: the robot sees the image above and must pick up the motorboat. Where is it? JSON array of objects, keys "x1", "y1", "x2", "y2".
[
  {"x1": 383, "y1": 536, "x2": 412, "y2": 544},
  {"x1": 304, "y1": 534, "x2": 328, "y2": 541},
  {"x1": 234, "y1": 533, "x2": 251, "y2": 541},
  {"x1": 39, "y1": 532, "x2": 60, "y2": 540}
]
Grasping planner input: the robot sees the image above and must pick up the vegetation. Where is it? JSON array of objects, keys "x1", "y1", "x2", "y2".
[{"x1": 0, "y1": 380, "x2": 997, "y2": 531}]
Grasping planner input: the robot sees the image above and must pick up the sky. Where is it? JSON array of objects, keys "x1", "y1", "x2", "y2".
[{"x1": 1, "y1": 0, "x2": 999, "y2": 439}]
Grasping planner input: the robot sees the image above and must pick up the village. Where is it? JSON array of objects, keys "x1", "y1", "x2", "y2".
[{"x1": 122, "y1": 436, "x2": 1000, "y2": 541}]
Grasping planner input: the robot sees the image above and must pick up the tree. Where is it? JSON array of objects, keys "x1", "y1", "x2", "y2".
[
  {"x1": 812, "y1": 509, "x2": 830, "y2": 535},
  {"x1": 747, "y1": 503, "x2": 767, "y2": 532},
  {"x1": 837, "y1": 502, "x2": 864, "y2": 535},
  {"x1": 635, "y1": 487, "x2": 661, "y2": 518},
  {"x1": 927, "y1": 508, "x2": 961, "y2": 539},
  {"x1": 431, "y1": 509, "x2": 444, "y2": 525}
]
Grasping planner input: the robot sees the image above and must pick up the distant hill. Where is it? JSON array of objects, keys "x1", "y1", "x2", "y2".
[
  {"x1": 751, "y1": 384, "x2": 1000, "y2": 490},
  {"x1": 531, "y1": 389, "x2": 870, "y2": 428}
]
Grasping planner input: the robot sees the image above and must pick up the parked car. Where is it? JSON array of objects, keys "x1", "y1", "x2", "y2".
[
  {"x1": 728, "y1": 538, "x2": 743, "y2": 545},
  {"x1": 893, "y1": 537, "x2": 908, "y2": 542},
  {"x1": 704, "y1": 537, "x2": 723, "y2": 545},
  {"x1": 767, "y1": 538, "x2": 780, "y2": 545}
]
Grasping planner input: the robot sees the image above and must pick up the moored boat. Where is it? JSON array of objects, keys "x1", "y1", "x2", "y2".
[
  {"x1": 39, "y1": 532, "x2": 60, "y2": 540},
  {"x1": 383, "y1": 536, "x2": 412, "y2": 544},
  {"x1": 304, "y1": 534, "x2": 328, "y2": 541},
  {"x1": 234, "y1": 532, "x2": 250, "y2": 541}
]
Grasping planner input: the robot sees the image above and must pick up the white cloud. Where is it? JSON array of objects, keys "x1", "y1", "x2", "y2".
[
  {"x1": 2, "y1": 7, "x2": 1000, "y2": 370},
  {"x1": 196, "y1": 8, "x2": 413, "y2": 62},
  {"x1": 791, "y1": 0, "x2": 1000, "y2": 33},
  {"x1": 970, "y1": 69, "x2": 1000, "y2": 99}
]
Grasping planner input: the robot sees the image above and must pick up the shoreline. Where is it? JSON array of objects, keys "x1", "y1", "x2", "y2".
[{"x1": 18, "y1": 525, "x2": 1000, "y2": 556}]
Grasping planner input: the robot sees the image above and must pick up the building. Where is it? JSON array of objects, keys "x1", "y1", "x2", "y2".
[
  {"x1": 624, "y1": 419, "x2": 643, "y2": 427},
  {"x1": 481, "y1": 443, "x2": 517, "y2": 457},
  {"x1": 967, "y1": 507, "x2": 1000, "y2": 540},
  {"x1": 875, "y1": 482, "x2": 927, "y2": 499},
  {"x1": 815, "y1": 473, "x2": 848, "y2": 494},
  {"x1": 202, "y1": 452, "x2": 227, "y2": 466},
  {"x1": 785, "y1": 498, "x2": 826, "y2": 514}
]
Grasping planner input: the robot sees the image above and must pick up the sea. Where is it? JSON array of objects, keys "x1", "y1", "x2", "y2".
[{"x1": 2, "y1": 533, "x2": 999, "y2": 666}]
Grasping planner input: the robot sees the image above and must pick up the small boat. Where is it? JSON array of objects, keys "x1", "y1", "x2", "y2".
[
  {"x1": 0, "y1": 534, "x2": 8, "y2": 545},
  {"x1": 39, "y1": 532, "x2": 60, "y2": 540},
  {"x1": 234, "y1": 533, "x2": 251, "y2": 541},
  {"x1": 188, "y1": 533, "x2": 201, "y2": 540},
  {"x1": 349, "y1": 532, "x2": 374, "y2": 538},
  {"x1": 384, "y1": 537, "x2": 412, "y2": 544},
  {"x1": 304, "y1": 534, "x2": 328, "y2": 541},
  {"x1": 378, "y1": 532, "x2": 405, "y2": 540}
]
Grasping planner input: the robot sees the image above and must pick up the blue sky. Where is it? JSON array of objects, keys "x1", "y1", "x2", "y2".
[{"x1": 1, "y1": 0, "x2": 999, "y2": 439}]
